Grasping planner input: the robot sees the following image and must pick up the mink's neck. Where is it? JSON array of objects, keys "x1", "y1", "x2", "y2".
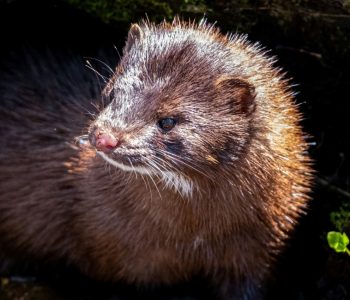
[{"x1": 78, "y1": 150, "x2": 272, "y2": 237}]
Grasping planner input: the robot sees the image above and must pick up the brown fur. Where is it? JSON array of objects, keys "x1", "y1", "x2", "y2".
[{"x1": 0, "y1": 19, "x2": 313, "y2": 299}]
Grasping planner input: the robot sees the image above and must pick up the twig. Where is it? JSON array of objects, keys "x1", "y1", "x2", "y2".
[
  {"x1": 317, "y1": 177, "x2": 350, "y2": 199},
  {"x1": 275, "y1": 45, "x2": 322, "y2": 60}
]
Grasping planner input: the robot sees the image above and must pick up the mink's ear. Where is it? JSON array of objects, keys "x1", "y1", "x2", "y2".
[
  {"x1": 125, "y1": 23, "x2": 144, "y2": 52},
  {"x1": 215, "y1": 76, "x2": 256, "y2": 115}
]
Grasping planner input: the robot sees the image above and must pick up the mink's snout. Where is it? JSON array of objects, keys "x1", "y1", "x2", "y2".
[{"x1": 89, "y1": 126, "x2": 119, "y2": 153}]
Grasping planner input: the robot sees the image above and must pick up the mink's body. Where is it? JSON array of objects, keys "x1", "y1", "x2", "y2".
[{"x1": 0, "y1": 20, "x2": 312, "y2": 299}]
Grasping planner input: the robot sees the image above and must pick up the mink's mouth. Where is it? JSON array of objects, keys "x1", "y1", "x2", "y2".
[
  {"x1": 98, "y1": 150, "x2": 195, "y2": 197},
  {"x1": 96, "y1": 147, "x2": 196, "y2": 197},
  {"x1": 109, "y1": 152, "x2": 144, "y2": 166},
  {"x1": 97, "y1": 150, "x2": 153, "y2": 174}
]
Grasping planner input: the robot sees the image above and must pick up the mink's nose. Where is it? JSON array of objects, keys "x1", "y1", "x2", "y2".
[{"x1": 89, "y1": 127, "x2": 119, "y2": 153}]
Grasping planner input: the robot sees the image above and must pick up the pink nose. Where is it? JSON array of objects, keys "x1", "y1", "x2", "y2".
[{"x1": 90, "y1": 128, "x2": 119, "y2": 153}]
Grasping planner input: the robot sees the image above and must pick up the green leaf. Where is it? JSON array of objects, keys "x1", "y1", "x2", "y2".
[{"x1": 327, "y1": 231, "x2": 349, "y2": 253}]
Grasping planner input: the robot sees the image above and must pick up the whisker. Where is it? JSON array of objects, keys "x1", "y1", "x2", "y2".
[
  {"x1": 107, "y1": 160, "x2": 113, "y2": 178},
  {"x1": 151, "y1": 156, "x2": 185, "y2": 191},
  {"x1": 153, "y1": 155, "x2": 177, "y2": 173},
  {"x1": 127, "y1": 157, "x2": 138, "y2": 179},
  {"x1": 156, "y1": 149, "x2": 212, "y2": 181},
  {"x1": 63, "y1": 96, "x2": 98, "y2": 119},
  {"x1": 84, "y1": 56, "x2": 115, "y2": 75},
  {"x1": 85, "y1": 60, "x2": 108, "y2": 83},
  {"x1": 149, "y1": 159, "x2": 181, "y2": 192},
  {"x1": 147, "y1": 159, "x2": 166, "y2": 177},
  {"x1": 140, "y1": 173, "x2": 153, "y2": 201},
  {"x1": 144, "y1": 161, "x2": 163, "y2": 201},
  {"x1": 113, "y1": 45, "x2": 122, "y2": 61},
  {"x1": 90, "y1": 101, "x2": 103, "y2": 112},
  {"x1": 149, "y1": 158, "x2": 191, "y2": 200}
]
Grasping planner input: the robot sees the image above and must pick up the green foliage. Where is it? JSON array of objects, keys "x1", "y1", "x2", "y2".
[
  {"x1": 330, "y1": 202, "x2": 350, "y2": 232},
  {"x1": 328, "y1": 202, "x2": 350, "y2": 256},
  {"x1": 327, "y1": 231, "x2": 350, "y2": 255}
]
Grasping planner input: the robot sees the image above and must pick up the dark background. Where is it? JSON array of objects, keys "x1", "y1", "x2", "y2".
[{"x1": 0, "y1": 0, "x2": 349, "y2": 299}]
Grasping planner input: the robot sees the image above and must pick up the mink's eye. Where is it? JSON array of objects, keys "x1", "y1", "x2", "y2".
[{"x1": 158, "y1": 118, "x2": 176, "y2": 132}]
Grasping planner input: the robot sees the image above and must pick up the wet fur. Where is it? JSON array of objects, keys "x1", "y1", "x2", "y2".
[{"x1": 0, "y1": 19, "x2": 313, "y2": 299}]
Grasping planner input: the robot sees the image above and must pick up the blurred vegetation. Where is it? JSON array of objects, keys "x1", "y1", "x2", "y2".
[
  {"x1": 331, "y1": 202, "x2": 350, "y2": 233},
  {"x1": 64, "y1": 0, "x2": 207, "y2": 24},
  {"x1": 60, "y1": 0, "x2": 350, "y2": 103}
]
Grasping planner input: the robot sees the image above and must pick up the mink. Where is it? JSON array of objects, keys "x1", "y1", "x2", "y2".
[{"x1": 0, "y1": 19, "x2": 313, "y2": 299}]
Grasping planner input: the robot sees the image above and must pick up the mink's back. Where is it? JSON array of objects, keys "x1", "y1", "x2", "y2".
[{"x1": 0, "y1": 50, "x2": 101, "y2": 261}]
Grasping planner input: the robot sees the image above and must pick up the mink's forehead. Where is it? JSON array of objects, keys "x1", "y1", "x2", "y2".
[
  {"x1": 105, "y1": 29, "x2": 230, "y2": 125},
  {"x1": 120, "y1": 29, "x2": 231, "y2": 82}
]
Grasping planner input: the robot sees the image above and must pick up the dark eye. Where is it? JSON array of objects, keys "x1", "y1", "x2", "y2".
[{"x1": 158, "y1": 118, "x2": 176, "y2": 132}]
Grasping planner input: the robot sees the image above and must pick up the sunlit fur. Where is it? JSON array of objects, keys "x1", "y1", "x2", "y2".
[{"x1": 0, "y1": 19, "x2": 313, "y2": 299}]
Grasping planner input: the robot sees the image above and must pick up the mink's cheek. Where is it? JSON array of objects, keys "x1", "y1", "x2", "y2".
[{"x1": 163, "y1": 140, "x2": 184, "y2": 156}]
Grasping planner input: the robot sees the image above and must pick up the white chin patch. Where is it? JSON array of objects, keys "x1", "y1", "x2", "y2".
[
  {"x1": 97, "y1": 152, "x2": 194, "y2": 197},
  {"x1": 161, "y1": 171, "x2": 194, "y2": 198}
]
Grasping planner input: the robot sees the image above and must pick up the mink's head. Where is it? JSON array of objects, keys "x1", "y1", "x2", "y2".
[{"x1": 89, "y1": 20, "x2": 258, "y2": 196}]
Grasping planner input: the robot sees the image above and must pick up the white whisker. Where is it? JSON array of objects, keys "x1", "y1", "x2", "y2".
[
  {"x1": 140, "y1": 174, "x2": 153, "y2": 201},
  {"x1": 85, "y1": 60, "x2": 108, "y2": 83},
  {"x1": 127, "y1": 157, "x2": 138, "y2": 179},
  {"x1": 97, "y1": 151, "x2": 196, "y2": 198},
  {"x1": 156, "y1": 149, "x2": 211, "y2": 181},
  {"x1": 148, "y1": 157, "x2": 194, "y2": 198},
  {"x1": 84, "y1": 57, "x2": 115, "y2": 75},
  {"x1": 144, "y1": 161, "x2": 163, "y2": 201}
]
